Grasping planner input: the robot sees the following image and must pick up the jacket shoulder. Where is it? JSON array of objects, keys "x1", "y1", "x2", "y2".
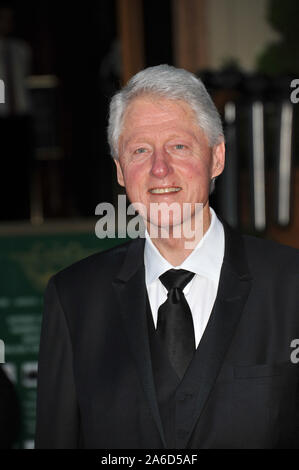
[
  {"x1": 52, "y1": 238, "x2": 136, "y2": 286},
  {"x1": 243, "y1": 234, "x2": 299, "y2": 277}
]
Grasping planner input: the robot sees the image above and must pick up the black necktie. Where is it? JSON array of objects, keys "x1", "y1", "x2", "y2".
[{"x1": 157, "y1": 269, "x2": 196, "y2": 379}]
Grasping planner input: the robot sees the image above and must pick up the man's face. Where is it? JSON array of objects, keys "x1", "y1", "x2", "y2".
[{"x1": 114, "y1": 95, "x2": 225, "y2": 231}]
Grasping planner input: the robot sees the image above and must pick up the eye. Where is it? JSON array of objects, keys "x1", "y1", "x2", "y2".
[
  {"x1": 134, "y1": 147, "x2": 147, "y2": 154},
  {"x1": 174, "y1": 144, "x2": 186, "y2": 150}
]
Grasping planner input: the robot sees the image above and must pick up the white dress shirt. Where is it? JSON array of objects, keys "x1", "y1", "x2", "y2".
[{"x1": 144, "y1": 207, "x2": 225, "y2": 348}]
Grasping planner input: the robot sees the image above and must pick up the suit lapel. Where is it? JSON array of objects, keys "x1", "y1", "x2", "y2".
[
  {"x1": 112, "y1": 238, "x2": 167, "y2": 448},
  {"x1": 177, "y1": 221, "x2": 253, "y2": 448}
]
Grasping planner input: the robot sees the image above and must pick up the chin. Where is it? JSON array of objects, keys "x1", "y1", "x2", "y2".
[{"x1": 146, "y1": 214, "x2": 188, "y2": 238}]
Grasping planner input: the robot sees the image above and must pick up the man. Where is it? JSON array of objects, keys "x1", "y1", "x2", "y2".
[{"x1": 35, "y1": 65, "x2": 299, "y2": 449}]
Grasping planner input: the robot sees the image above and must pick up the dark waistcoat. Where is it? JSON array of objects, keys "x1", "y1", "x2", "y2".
[{"x1": 145, "y1": 295, "x2": 203, "y2": 449}]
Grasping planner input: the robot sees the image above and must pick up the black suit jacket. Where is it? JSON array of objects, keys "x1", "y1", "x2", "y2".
[{"x1": 35, "y1": 222, "x2": 299, "y2": 449}]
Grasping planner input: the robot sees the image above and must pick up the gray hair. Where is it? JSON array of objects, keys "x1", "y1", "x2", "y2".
[{"x1": 107, "y1": 64, "x2": 224, "y2": 160}]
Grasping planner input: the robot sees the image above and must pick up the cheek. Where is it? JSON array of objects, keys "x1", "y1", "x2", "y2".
[
  {"x1": 123, "y1": 166, "x2": 144, "y2": 191},
  {"x1": 182, "y1": 161, "x2": 209, "y2": 182}
]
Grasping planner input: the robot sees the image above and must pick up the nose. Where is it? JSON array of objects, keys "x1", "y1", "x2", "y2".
[{"x1": 150, "y1": 148, "x2": 172, "y2": 179}]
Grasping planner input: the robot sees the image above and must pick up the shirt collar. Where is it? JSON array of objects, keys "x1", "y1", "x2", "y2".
[{"x1": 144, "y1": 207, "x2": 224, "y2": 287}]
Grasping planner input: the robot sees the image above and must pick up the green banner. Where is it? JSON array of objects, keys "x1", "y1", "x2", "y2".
[{"x1": 0, "y1": 229, "x2": 126, "y2": 448}]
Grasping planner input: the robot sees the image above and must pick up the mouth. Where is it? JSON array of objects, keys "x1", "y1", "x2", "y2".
[{"x1": 148, "y1": 186, "x2": 182, "y2": 194}]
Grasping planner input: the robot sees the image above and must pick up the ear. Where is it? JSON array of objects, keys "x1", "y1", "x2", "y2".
[
  {"x1": 114, "y1": 158, "x2": 125, "y2": 187},
  {"x1": 211, "y1": 141, "x2": 225, "y2": 178}
]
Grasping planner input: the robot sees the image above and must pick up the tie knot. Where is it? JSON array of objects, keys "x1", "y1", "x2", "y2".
[{"x1": 159, "y1": 269, "x2": 195, "y2": 292}]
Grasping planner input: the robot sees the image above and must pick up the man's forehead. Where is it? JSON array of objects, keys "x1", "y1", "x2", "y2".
[{"x1": 120, "y1": 96, "x2": 200, "y2": 137}]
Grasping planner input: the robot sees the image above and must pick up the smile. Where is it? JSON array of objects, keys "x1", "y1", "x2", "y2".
[{"x1": 149, "y1": 187, "x2": 182, "y2": 194}]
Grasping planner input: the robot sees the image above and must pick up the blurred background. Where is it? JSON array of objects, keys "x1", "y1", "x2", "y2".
[{"x1": 0, "y1": 0, "x2": 298, "y2": 448}]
